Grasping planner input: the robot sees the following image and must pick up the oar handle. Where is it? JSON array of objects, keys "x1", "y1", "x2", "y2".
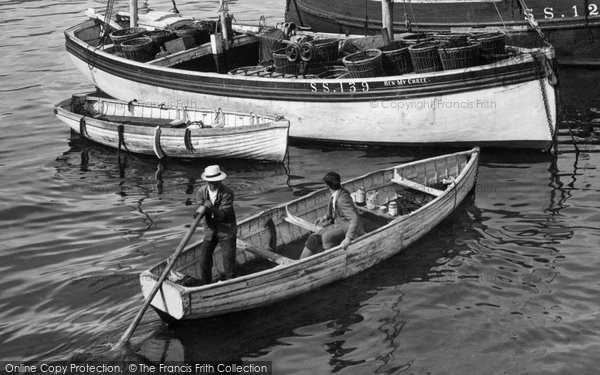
[{"x1": 112, "y1": 210, "x2": 205, "y2": 350}]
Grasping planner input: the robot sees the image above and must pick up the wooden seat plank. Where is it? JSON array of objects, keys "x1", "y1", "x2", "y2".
[
  {"x1": 236, "y1": 239, "x2": 293, "y2": 265},
  {"x1": 391, "y1": 176, "x2": 443, "y2": 197}
]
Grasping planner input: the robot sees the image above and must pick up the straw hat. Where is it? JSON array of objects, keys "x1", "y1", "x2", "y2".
[{"x1": 201, "y1": 165, "x2": 227, "y2": 181}]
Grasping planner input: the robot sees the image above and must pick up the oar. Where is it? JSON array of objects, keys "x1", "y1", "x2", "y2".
[{"x1": 111, "y1": 208, "x2": 205, "y2": 352}]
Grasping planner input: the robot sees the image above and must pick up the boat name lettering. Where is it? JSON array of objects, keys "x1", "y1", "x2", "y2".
[
  {"x1": 383, "y1": 77, "x2": 430, "y2": 86},
  {"x1": 541, "y1": 4, "x2": 599, "y2": 19},
  {"x1": 309, "y1": 81, "x2": 370, "y2": 93}
]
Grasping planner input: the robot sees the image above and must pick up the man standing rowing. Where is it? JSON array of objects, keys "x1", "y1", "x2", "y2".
[{"x1": 195, "y1": 165, "x2": 237, "y2": 284}]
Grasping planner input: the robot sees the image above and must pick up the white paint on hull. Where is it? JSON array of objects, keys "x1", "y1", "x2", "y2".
[{"x1": 70, "y1": 55, "x2": 556, "y2": 147}]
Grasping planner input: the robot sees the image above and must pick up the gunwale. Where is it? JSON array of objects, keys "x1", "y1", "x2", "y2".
[
  {"x1": 54, "y1": 95, "x2": 290, "y2": 161},
  {"x1": 140, "y1": 148, "x2": 479, "y2": 318}
]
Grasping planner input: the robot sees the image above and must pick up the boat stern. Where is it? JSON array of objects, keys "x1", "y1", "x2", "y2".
[{"x1": 139, "y1": 271, "x2": 189, "y2": 320}]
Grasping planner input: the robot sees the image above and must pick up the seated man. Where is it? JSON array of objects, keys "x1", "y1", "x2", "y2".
[{"x1": 300, "y1": 172, "x2": 365, "y2": 258}]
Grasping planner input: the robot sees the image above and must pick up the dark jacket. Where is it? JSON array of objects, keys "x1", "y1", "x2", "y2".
[
  {"x1": 196, "y1": 184, "x2": 237, "y2": 235},
  {"x1": 326, "y1": 188, "x2": 365, "y2": 240}
]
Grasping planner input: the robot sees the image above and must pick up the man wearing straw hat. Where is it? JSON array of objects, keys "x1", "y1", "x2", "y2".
[{"x1": 195, "y1": 165, "x2": 237, "y2": 284}]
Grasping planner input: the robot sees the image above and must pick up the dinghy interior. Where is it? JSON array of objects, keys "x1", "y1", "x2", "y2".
[{"x1": 160, "y1": 151, "x2": 475, "y2": 287}]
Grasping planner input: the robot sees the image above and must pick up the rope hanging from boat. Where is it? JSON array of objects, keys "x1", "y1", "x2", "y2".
[
  {"x1": 79, "y1": 117, "x2": 89, "y2": 138},
  {"x1": 518, "y1": 0, "x2": 551, "y2": 46},
  {"x1": 117, "y1": 123, "x2": 125, "y2": 155},
  {"x1": 364, "y1": 0, "x2": 369, "y2": 35},
  {"x1": 153, "y1": 126, "x2": 166, "y2": 159},
  {"x1": 531, "y1": 52, "x2": 558, "y2": 154},
  {"x1": 100, "y1": 0, "x2": 117, "y2": 45},
  {"x1": 184, "y1": 128, "x2": 194, "y2": 152},
  {"x1": 490, "y1": 0, "x2": 514, "y2": 44}
]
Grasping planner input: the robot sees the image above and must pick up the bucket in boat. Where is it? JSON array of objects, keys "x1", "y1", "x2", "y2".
[
  {"x1": 121, "y1": 36, "x2": 155, "y2": 62},
  {"x1": 110, "y1": 27, "x2": 146, "y2": 53},
  {"x1": 432, "y1": 32, "x2": 469, "y2": 48},
  {"x1": 399, "y1": 32, "x2": 433, "y2": 45},
  {"x1": 438, "y1": 42, "x2": 481, "y2": 70},
  {"x1": 470, "y1": 32, "x2": 506, "y2": 55},
  {"x1": 273, "y1": 48, "x2": 299, "y2": 75},
  {"x1": 388, "y1": 201, "x2": 398, "y2": 216},
  {"x1": 380, "y1": 40, "x2": 413, "y2": 75},
  {"x1": 408, "y1": 41, "x2": 445, "y2": 73},
  {"x1": 365, "y1": 190, "x2": 379, "y2": 210},
  {"x1": 342, "y1": 49, "x2": 384, "y2": 78}
]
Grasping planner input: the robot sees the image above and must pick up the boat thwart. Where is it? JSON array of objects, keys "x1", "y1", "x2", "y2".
[
  {"x1": 54, "y1": 94, "x2": 289, "y2": 162},
  {"x1": 140, "y1": 148, "x2": 480, "y2": 320}
]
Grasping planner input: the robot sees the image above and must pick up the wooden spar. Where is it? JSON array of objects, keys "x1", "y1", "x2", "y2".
[
  {"x1": 219, "y1": 0, "x2": 230, "y2": 49},
  {"x1": 381, "y1": 0, "x2": 393, "y2": 42},
  {"x1": 236, "y1": 239, "x2": 293, "y2": 265},
  {"x1": 129, "y1": 0, "x2": 138, "y2": 28},
  {"x1": 285, "y1": 206, "x2": 323, "y2": 233},
  {"x1": 390, "y1": 171, "x2": 444, "y2": 197},
  {"x1": 112, "y1": 210, "x2": 204, "y2": 350}
]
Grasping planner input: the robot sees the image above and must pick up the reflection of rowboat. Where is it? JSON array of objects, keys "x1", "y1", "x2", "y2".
[
  {"x1": 140, "y1": 148, "x2": 479, "y2": 320},
  {"x1": 65, "y1": 10, "x2": 558, "y2": 150},
  {"x1": 54, "y1": 94, "x2": 289, "y2": 162}
]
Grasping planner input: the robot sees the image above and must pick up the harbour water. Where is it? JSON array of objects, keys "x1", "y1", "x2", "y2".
[{"x1": 1, "y1": 0, "x2": 599, "y2": 373}]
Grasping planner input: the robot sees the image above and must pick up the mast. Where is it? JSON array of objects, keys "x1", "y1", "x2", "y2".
[
  {"x1": 129, "y1": 0, "x2": 138, "y2": 27},
  {"x1": 381, "y1": 0, "x2": 393, "y2": 42}
]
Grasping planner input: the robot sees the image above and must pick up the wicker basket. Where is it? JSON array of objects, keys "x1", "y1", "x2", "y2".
[
  {"x1": 121, "y1": 36, "x2": 155, "y2": 62},
  {"x1": 408, "y1": 41, "x2": 445, "y2": 73},
  {"x1": 342, "y1": 49, "x2": 384, "y2": 78},
  {"x1": 470, "y1": 32, "x2": 506, "y2": 55},
  {"x1": 311, "y1": 38, "x2": 340, "y2": 63},
  {"x1": 146, "y1": 30, "x2": 177, "y2": 55},
  {"x1": 432, "y1": 32, "x2": 468, "y2": 48},
  {"x1": 380, "y1": 40, "x2": 413, "y2": 75},
  {"x1": 438, "y1": 42, "x2": 481, "y2": 70},
  {"x1": 399, "y1": 32, "x2": 433, "y2": 45},
  {"x1": 173, "y1": 25, "x2": 207, "y2": 46},
  {"x1": 317, "y1": 65, "x2": 349, "y2": 79},
  {"x1": 273, "y1": 48, "x2": 299, "y2": 75},
  {"x1": 110, "y1": 27, "x2": 146, "y2": 53}
]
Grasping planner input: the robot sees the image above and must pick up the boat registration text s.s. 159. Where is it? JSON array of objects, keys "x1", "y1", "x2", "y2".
[
  {"x1": 309, "y1": 81, "x2": 370, "y2": 93},
  {"x1": 308, "y1": 77, "x2": 430, "y2": 92}
]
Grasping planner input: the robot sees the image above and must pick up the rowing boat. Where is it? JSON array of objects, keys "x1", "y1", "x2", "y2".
[
  {"x1": 139, "y1": 148, "x2": 479, "y2": 320},
  {"x1": 54, "y1": 94, "x2": 289, "y2": 162},
  {"x1": 64, "y1": 9, "x2": 558, "y2": 149}
]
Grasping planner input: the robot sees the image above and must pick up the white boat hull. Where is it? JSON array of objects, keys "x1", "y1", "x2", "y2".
[{"x1": 70, "y1": 54, "x2": 556, "y2": 149}]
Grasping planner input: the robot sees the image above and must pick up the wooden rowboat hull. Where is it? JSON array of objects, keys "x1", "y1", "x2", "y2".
[
  {"x1": 65, "y1": 20, "x2": 557, "y2": 150},
  {"x1": 140, "y1": 148, "x2": 479, "y2": 320},
  {"x1": 54, "y1": 96, "x2": 289, "y2": 162}
]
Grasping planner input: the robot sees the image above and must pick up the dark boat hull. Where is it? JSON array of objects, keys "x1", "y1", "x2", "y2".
[{"x1": 285, "y1": 0, "x2": 600, "y2": 66}]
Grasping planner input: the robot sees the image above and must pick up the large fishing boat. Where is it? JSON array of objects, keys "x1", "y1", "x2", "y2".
[
  {"x1": 140, "y1": 148, "x2": 479, "y2": 320},
  {"x1": 64, "y1": 4, "x2": 557, "y2": 150},
  {"x1": 284, "y1": 0, "x2": 600, "y2": 66}
]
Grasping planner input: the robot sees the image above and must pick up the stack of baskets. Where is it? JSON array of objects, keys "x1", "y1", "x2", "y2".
[
  {"x1": 342, "y1": 49, "x2": 384, "y2": 78},
  {"x1": 408, "y1": 41, "x2": 445, "y2": 73},
  {"x1": 379, "y1": 40, "x2": 413, "y2": 75},
  {"x1": 110, "y1": 27, "x2": 146, "y2": 53},
  {"x1": 438, "y1": 42, "x2": 482, "y2": 70},
  {"x1": 470, "y1": 32, "x2": 506, "y2": 55},
  {"x1": 273, "y1": 48, "x2": 300, "y2": 75},
  {"x1": 399, "y1": 32, "x2": 433, "y2": 45}
]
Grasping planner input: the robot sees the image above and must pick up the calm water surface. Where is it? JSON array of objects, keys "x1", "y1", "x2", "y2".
[{"x1": 0, "y1": 0, "x2": 599, "y2": 373}]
